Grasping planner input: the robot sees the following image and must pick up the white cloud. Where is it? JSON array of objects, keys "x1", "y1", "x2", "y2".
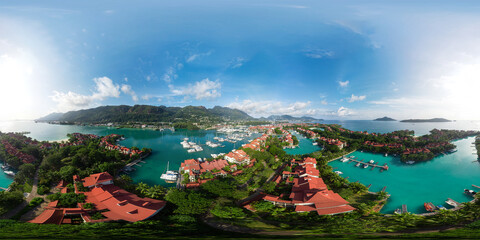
[
  {"x1": 303, "y1": 49, "x2": 334, "y2": 59},
  {"x1": 338, "y1": 80, "x2": 349, "y2": 87},
  {"x1": 228, "y1": 57, "x2": 247, "y2": 69},
  {"x1": 121, "y1": 84, "x2": 138, "y2": 102},
  {"x1": 327, "y1": 106, "x2": 354, "y2": 117},
  {"x1": 347, "y1": 94, "x2": 366, "y2": 102},
  {"x1": 162, "y1": 66, "x2": 177, "y2": 83},
  {"x1": 50, "y1": 77, "x2": 122, "y2": 112},
  {"x1": 170, "y1": 78, "x2": 221, "y2": 100},
  {"x1": 321, "y1": 100, "x2": 328, "y2": 105},
  {"x1": 227, "y1": 100, "x2": 317, "y2": 117},
  {"x1": 186, "y1": 51, "x2": 212, "y2": 63}
]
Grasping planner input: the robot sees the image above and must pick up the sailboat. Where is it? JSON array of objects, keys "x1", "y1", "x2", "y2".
[{"x1": 160, "y1": 162, "x2": 179, "y2": 182}]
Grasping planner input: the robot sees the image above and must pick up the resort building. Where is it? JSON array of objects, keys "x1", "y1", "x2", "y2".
[
  {"x1": 224, "y1": 149, "x2": 250, "y2": 165},
  {"x1": 260, "y1": 157, "x2": 355, "y2": 215},
  {"x1": 30, "y1": 172, "x2": 166, "y2": 224}
]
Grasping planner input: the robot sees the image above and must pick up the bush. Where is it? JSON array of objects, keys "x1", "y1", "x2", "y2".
[
  {"x1": 37, "y1": 185, "x2": 50, "y2": 195},
  {"x1": 168, "y1": 214, "x2": 197, "y2": 223}
]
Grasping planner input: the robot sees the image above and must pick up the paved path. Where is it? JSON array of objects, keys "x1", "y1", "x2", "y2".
[{"x1": 0, "y1": 167, "x2": 42, "y2": 219}]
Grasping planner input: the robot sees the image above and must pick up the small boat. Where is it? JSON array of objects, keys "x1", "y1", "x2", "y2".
[
  {"x1": 334, "y1": 171, "x2": 343, "y2": 175},
  {"x1": 445, "y1": 199, "x2": 458, "y2": 207},
  {"x1": 464, "y1": 189, "x2": 477, "y2": 197},
  {"x1": 4, "y1": 171, "x2": 15, "y2": 176},
  {"x1": 340, "y1": 157, "x2": 349, "y2": 162},
  {"x1": 312, "y1": 142, "x2": 318, "y2": 146},
  {"x1": 187, "y1": 149, "x2": 196, "y2": 153},
  {"x1": 363, "y1": 164, "x2": 368, "y2": 169},
  {"x1": 369, "y1": 160, "x2": 374, "y2": 164},
  {"x1": 384, "y1": 153, "x2": 388, "y2": 157},
  {"x1": 394, "y1": 208, "x2": 402, "y2": 214},
  {"x1": 160, "y1": 162, "x2": 179, "y2": 182},
  {"x1": 405, "y1": 161, "x2": 415, "y2": 164},
  {"x1": 355, "y1": 162, "x2": 361, "y2": 167},
  {"x1": 424, "y1": 202, "x2": 436, "y2": 212},
  {"x1": 437, "y1": 205, "x2": 447, "y2": 210}
]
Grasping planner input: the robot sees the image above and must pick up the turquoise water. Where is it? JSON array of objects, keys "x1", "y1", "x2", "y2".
[
  {"x1": 1, "y1": 120, "x2": 479, "y2": 212},
  {"x1": 284, "y1": 132, "x2": 322, "y2": 155},
  {"x1": 0, "y1": 121, "x2": 258, "y2": 187},
  {"x1": 329, "y1": 137, "x2": 480, "y2": 214}
]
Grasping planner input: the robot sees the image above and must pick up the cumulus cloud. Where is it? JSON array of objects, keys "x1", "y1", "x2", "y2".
[
  {"x1": 347, "y1": 94, "x2": 366, "y2": 102},
  {"x1": 227, "y1": 100, "x2": 317, "y2": 117},
  {"x1": 121, "y1": 84, "x2": 138, "y2": 102},
  {"x1": 170, "y1": 78, "x2": 221, "y2": 100},
  {"x1": 338, "y1": 80, "x2": 349, "y2": 87},
  {"x1": 50, "y1": 77, "x2": 122, "y2": 112},
  {"x1": 326, "y1": 106, "x2": 354, "y2": 117}
]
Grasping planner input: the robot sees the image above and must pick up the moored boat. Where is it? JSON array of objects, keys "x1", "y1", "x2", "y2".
[
  {"x1": 355, "y1": 162, "x2": 361, "y2": 167},
  {"x1": 394, "y1": 208, "x2": 402, "y2": 214},
  {"x1": 437, "y1": 205, "x2": 447, "y2": 210},
  {"x1": 424, "y1": 202, "x2": 436, "y2": 212},
  {"x1": 445, "y1": 199, "x2": 458, "y2": 207},
  {"x1": 464, "y1": 189, "x2": 477, "y2": 197},
  {"x1": 334, "y1": 171, "x2": 343, "y2": 175},
  {"x1": 363, "y1": 163, "x2": 368, "y2": 169},
  {"x1": 160, "y1": 162, "x2": 179, "y2": 182},
  {"x1": 4, "y1": 170, "x2": 15, "y2": 176}
]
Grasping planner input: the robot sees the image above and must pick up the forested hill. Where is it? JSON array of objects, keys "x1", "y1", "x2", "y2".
[{"x1": 36, "y1": 105, "x2": 254, "y2": 123}]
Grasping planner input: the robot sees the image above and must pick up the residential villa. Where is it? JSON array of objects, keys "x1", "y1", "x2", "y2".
[
  {"x1": 29, "y1": 172, "x2": 166, "y2": 224},
  {"x1": 260, "y1": 157, "x2": 355, "y2": 215}
]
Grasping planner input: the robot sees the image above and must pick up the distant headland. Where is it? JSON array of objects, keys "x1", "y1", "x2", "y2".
[
  {"x1": 400, "y1": 118, "x2": 452, "y2": 123},
  {"x1": 373, "y1": 116, "x2": 396, "y2": 121}
]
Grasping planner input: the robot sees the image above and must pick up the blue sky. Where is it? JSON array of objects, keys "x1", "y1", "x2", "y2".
[{"x1": 1, "y1": 0, "x2": 480, "y2": 120}]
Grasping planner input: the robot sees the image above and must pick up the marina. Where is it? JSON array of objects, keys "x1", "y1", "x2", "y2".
[
  {"x1": 329, "y1": 136, "x2": 480, "y2": 214},
  {"x1": 1, "y1": 121, "x2": 480, "y2": 213}
]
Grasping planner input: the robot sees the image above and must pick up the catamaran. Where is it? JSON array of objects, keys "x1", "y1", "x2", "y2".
[{"x1": 160, "y1": 162, "x2": 179, "y2": 182}]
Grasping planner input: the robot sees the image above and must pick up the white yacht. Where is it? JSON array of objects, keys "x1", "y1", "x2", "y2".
[{"x1": 160, "y1": 162, "x2": 179, "y2": 182}]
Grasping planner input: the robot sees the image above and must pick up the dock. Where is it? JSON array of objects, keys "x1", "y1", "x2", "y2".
[
  {"x1": 0, "y1": 187, "x2": 8, "y2": 191},
  {"x1": 347, "y1": 157, "x2": 389, "y2": 171},
  {"x1": 472, "y1": 184, "x2": 480, "y2": 189},
  {"x1": 402, "y1": 204, "x2": 408, "y2": 214},
  {"x1": 381, "y1": 186, "x2": 387, "y2": 192},
  {"x1": 367, "y1": 184, "x2": 372, "y2": 189}
]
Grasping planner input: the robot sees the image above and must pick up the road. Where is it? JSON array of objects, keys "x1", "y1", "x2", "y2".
[{"x1": 0, "y1": 167, "x2": 42, "y2": 219}]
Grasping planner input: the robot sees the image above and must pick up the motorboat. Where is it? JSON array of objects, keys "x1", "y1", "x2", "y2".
[
  {"x1": 405, "y1": 161, "x2": 415, "y2": 164},
  {"x1": 363, "y1": 163, "x2": 368, "y2": 169},
  {"x1": 394, "y1": 208, "x2": 402, "y2": 214},
  {"x1": 424, "y1": 202, "x2": 436, "y2": 212},
  {"x1": 4, "y1": 170, "x2": 15, "y2": 177},
  {"x1": 340, "y1": 157, "x2": 349, "y2": 162},
  {"x1": 384, "y1": 153, "x2": 388, "y2": 157},
  {"x1": 187, "y1": 149, "x2": 196, "y2": 153},
  {"x1": 464, "y1": 189, "x2": 477, "y2": 197},
  {"x1": 355, "y1": 162, "x2": 361, "y2": 167},
  {"x1": 437, "y1": 205, "x2": 447, "y2": 210},
  {"x1": 445, "y1": 199, "x2": 458, "y2": 207},
  {"x1": 369, "y1": 160, "x2": 374, "y2": 164},
  {"x1": 334, "y1": 171, "x2": 343, "y2": 175}
]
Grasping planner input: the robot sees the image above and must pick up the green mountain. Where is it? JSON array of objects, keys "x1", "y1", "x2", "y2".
[
  {"x1": 400, "y1": 118, "x2": 452, "y2": 123},
  {"x1": 374, "y1": 116, "x2": 396, "y2": 121},
  {"x1": 265, "y1": 115, "x2": 323, "y2": 122},
  {"x1": 36, "y1": 105, "x2": 254, "y2": 123}
]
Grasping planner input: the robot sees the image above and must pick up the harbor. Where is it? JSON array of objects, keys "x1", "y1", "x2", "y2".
[{"x1": 329, "y1": 136, "x2": 480, "y2": 214}]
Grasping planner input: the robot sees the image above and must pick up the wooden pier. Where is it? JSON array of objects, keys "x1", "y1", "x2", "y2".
[
  {"x1": 0, "y1": 187, "x2": 8, "y2": 191},
  {"x1": 381, "y1": 186, "x2": 387, "y2": 192},
  {"x1": 367, "y1": 184, "x2": 372, "y2": 189},
  {"x1": 348, "y1": 157, "x2": 389, "y2": 171},
  {"x1": 402, "y1": 204, "x2": 408, "y2": 214},
  {"x1": 472, "y1": 184, "x2": 480, "y2": 189}
]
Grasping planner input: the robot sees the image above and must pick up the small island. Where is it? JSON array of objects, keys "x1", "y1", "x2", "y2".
[
  {"x1": 374, "y1": 116, "x2": 396, "y2": 121},
  {"x1": 400, "y1": 118, "x2": 452, "y2": 123}
]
